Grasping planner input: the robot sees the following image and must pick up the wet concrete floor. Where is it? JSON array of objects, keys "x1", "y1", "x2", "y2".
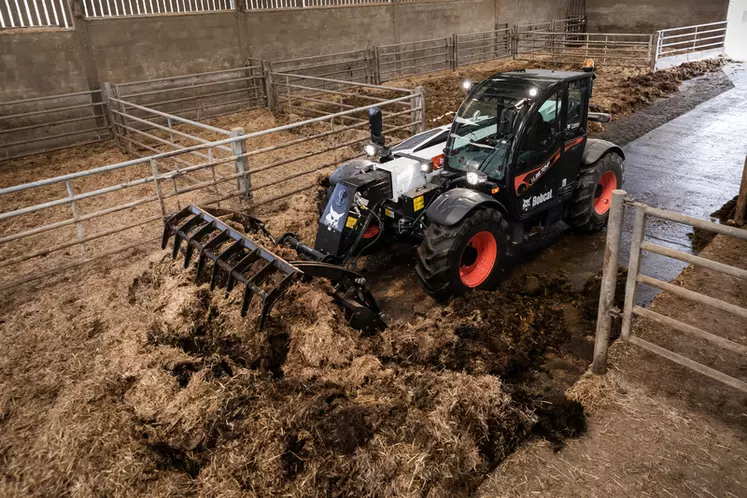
[{"x1": 366, "y1": 62, "x2": 747, "y2": 321}]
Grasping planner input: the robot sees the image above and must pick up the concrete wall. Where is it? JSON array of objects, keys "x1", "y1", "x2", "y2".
[
  {"x1": 243, "y1": 5, "x2": 396, "y2": 60},
  {"x1": 497, "y1": 0, "x2": 570, "y2": 28},
  {"x1": 586, "y1": 0, "x2": 730, "y2": 34},
  {"x1": 0, "y1": 30, "x2": 89, "y2": 101},
  {"x1": 86, "y1": 13, "x2": 247, "y2": 83}
]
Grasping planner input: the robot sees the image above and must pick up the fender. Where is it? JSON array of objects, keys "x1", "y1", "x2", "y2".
[
  {"x1": 425, "y1": 188, "x2": 505, "y2": 227},
  {"x1": 329, "y1": 159, "x2": 376, "y2": 185},
  {"x1": 582, "y1": 138, "x2": 625, "y2": 165}
]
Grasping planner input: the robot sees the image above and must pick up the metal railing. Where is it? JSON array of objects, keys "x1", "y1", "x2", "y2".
[
  {"x1": 654, "y1": 21, "x2": 728, "y2": 71},
  {"x1": 270, "y1": 50, "x2": 374, "y2": 86},
  {"x1": 593, "y1": 190, "x2": 747, "y2": 394},
  {"x1": 377, "y1": 37, "x2": 453, "y2": 81},
  {"x1": 455, "y1": 26, "x2": 511, "y2": 67},
  {"x1": 269, "y1": 71, "x2": 424, "y2": 134},
  {"x1": 0, "y1": 79, "x2": 419, "y2": 291},
  {"x1": 82, "y1": 0, "x2": 234, "y2": 17},
  {"x1": 1, "y1": 90, "x2": 111, "y2": 162},
  {"x1": 107, "y1": 64, "x2": 265, "y2": 123},
  {"x1": 516, "y1": 31, "x2": 655, "y2": 67},
  {"x1": 0, "y1": 0, "x2": 71, "y2": 28}
]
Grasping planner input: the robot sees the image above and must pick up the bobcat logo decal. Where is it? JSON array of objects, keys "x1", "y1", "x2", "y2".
[{"x1": 323, "y1": 206, "x2": 344, "y2": 229}]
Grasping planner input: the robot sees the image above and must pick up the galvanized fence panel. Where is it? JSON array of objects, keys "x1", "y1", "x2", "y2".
[
  {"x1": 593, "y1": 190, "x2": 747, "y2": 393},
  {"x1": 516, "y1": 31, "x2": 654, "y2": 68},
  {"x1": 456, "y1": 27, "x2": 511, "y2": 67},
  {"x1": 82, "y1": 0, "x2": 234, "y2": 17},
  {"x1": 654, "y1": 21, "x2": 727, "y2": 71},
  {"x1": 110, "y1": 64, "x2": 265, "y2": 121},
  {"x1": 0, "y1": 91, "x2": 111, "y2": 162},
  {"x1": 377, "y1": 37, "x2": 452, "y2": 81},
  {"x1": 271, "y1": 71, "x2": 423, "y2": 136},
  {"x1": 270, "y1": 50, "x2": 374, "y2": 86},
  {"x1": 0, "y1": 0, "x2": 71, "y2": 28},
  {"x1": 552, "y1": 16, "x2": 585, "y2": 34},
  {"x1": 0, "y1": 78, "x2": 419, "y2": 290}
]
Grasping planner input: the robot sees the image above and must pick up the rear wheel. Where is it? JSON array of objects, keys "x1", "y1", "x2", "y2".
[
  {"x1": 416, "y1": 208, "x2": 508, "y2": 301},
  {"x1": 565, "y1": 153, "x2": 624, "y2": 232}
]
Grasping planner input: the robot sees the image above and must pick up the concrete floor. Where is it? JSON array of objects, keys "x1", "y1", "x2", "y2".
[{"x1": 519, "y1": 62, "x2": 747, "y2": 302}]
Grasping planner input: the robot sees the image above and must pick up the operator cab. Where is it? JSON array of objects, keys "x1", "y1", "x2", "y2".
[{"x1": 445, "y1": 69, "x2": 593, "y2": 226}]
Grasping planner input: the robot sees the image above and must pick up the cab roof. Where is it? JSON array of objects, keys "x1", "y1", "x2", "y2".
[{"x1": 477, "y1": 69, "x2": 591, "y2": 100}]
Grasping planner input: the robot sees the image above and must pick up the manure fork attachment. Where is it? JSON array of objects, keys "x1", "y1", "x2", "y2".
[{"x1": 162, "y1": 205, "x2": 385, "y2": 333}]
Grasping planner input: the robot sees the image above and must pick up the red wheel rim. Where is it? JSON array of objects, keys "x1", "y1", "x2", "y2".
[
  {"x1": 362, "y1": 224, "x2": 380, "y2": 239},
  {"x1": 594, "y1": 171, "x2": 617, "y2": 215},
  {"x1": 459, "y1": 231, "x2": 498, "y2": 288}
]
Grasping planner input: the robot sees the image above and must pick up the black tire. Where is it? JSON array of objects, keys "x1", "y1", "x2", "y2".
[
  {"x1": 566, "y1": 153, "x2": 624, "y2": 232},
  {"x1": 416, "y1": 208, "x2": 508, "y2": 302}
]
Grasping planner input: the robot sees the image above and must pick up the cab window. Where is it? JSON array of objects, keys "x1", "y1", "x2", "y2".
[
  {"x1": 566, "y1": 79, "x2": 587, "y2": 137},
  {"x1": 517, "y1": 87, "x2": 563, "y2": 173}
]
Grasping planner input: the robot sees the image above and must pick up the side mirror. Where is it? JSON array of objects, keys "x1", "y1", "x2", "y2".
[{"x1": 369, "y1": 107, "x2": 385, "y2": 146}]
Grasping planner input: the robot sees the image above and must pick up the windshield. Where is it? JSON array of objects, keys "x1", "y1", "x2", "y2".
[{"x1": 445, "y1": 85, "x2": 523, "y2": 180}]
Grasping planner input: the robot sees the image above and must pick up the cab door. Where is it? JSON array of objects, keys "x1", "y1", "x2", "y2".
[
  {"x1": 560, "y1": 78, "x2": 590, "y2": 194},
  {"x1": 513, "y1": 85, "x2": 566, "y2": 218}
]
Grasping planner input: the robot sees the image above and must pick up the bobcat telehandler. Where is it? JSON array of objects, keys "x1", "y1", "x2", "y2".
[{"x1": 163, "y1": 62, "x2": 624, "y2": 331}]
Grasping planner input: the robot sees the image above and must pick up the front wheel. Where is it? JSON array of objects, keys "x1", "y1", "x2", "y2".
[
  {"x1": 416, "y1": 208, "x2": 508, "y2": 302},
  {"x1": 565, "y1": 153, "x2": 624, "y2": 232}
]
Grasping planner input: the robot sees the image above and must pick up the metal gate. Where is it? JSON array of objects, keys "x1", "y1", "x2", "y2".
[
  {"x1": 593, "y1": 190, "x2": 747, "y2": 393},
  {"x1": 515, "y1": 30, "x2": 654, "y2": 67},
  {"x1": 653, "y1": 21, "x2": 728, "y2": 71}
]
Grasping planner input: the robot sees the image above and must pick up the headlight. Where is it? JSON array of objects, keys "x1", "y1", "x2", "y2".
[
  {"x1": 421, "y1": 163, "x2": 432, "y2": 173},
  {"x1": 466, "y1": 171, "x2": 486, "y2": 185},
  {"x1": 461, "y1": 80, "x2": 472, "y2": 92},
  {"x1": 529, "y1": 87, "x2": 538, "y2": 97},
  {"x1": 364, "y1": 144, "x2": 377, "y2": 157}
]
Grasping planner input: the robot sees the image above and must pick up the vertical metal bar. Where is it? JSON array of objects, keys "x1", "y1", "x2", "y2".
[
  {"x1": 0, "y1": 4, "x2": 6, "y2": 26},
  {"x1": 13, "y1": 0, "x2": 26, "y2": 26},
  {"x1": 150, "y1": 159, "x2": 167, "y2": 218},
  {"x1": 592, "y1": 189, "x2": 626, "y2": 375},
  {"x1": 167, "y1": 117, "x2": 175, "y2": 144},
  {"x1": 105, "y1": 0, "x2": 112, "y2": 15},
  {"x1": 410, "y1": 86, "x2": 424, "y2": 134},
  {"x1": 96, "y1": 0, "x2": 103, "y2": 16},
  {"x1": 59, "y1": 0, "x2": 68, "y2": 26},
  {"x1": 621, "y1": 205, "x2": 646, "y2": 340},
  {"x1": 148, "y1": 0, "x2": 153, "y2": 13},
  {"x1": 31, "y1": 0, "x2": 42, "y2": 25},
  {"x1": 230, "y1": 127, "x2": 251, "y2": 200},
  {"x1": 4, "y1": 0, "x2": 15, "y2": 26},
  {"x1": 452, "y1": 33, "x2": 459, "y2": 68},
  {"x1": 66, "y1": 179, "x2": 87, "y2": 255},
  {"x1": 21, "y1": 0, "x2": 33, "y2": 25},
  {"x1": 692, "y1": 25, "x2": 698, "y2": 54}
]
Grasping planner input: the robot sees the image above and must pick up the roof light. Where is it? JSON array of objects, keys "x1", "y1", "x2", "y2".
[
  {"x1": 529, "y1": 88, "x2": 538, "y2": 97},
  {"x1": 462, "y1": 80, "x2": 472, "y2": 91}
]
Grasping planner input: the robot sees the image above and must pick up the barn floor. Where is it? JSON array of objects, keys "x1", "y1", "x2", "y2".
[{"x1": 1, "y1": 58, "x2": 745, "y2": 497}]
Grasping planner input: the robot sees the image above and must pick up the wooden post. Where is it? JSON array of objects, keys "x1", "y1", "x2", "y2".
[
  {"x1": 592, "y1": 189, "x2": 626, "y2": 375},
  {"x1": 262, "y1": 60, "x2": 277, "y2": 114},
  {"x1": 410, "y1": 86, "x2": 425, "y2": 134},
  {"x1": 735, "y1": 156, "x2": 747, "y2": 226},
  {"x1": 230, "y1": 127, "x2": 251, "y2": 201}
]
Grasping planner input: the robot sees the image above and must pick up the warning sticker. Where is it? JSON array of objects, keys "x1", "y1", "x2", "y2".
[
  {"x1": 345, "y1": 216, "x2": 357, "y2": 229},
  {"x1": 385, "y1": 208, "x2": 395, "y2": 218},
  {"x1": 413, "y1": 196, "x2": 425, "y2": 212}
]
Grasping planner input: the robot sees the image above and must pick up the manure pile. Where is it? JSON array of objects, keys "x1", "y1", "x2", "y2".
[{"x1": 0, "y1": 251, "x2": 589, "y2": 496}]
